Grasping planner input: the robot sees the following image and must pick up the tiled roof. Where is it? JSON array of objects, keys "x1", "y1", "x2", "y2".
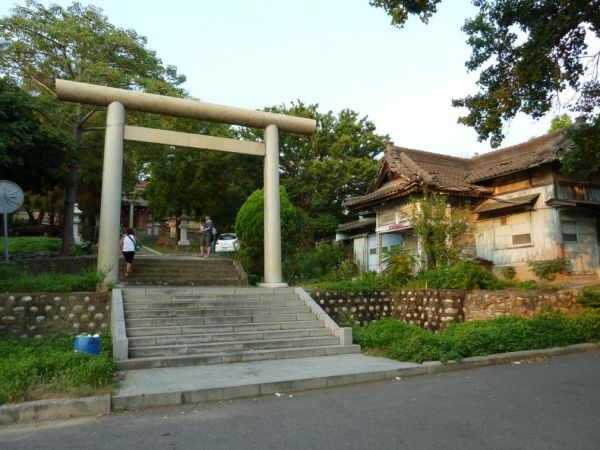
[
  {"x1": 345, "y1": 130, "x2": 571, "y2": 210},
  {"x1": 336, "y1": 217, "x2": 376, "y2": 233},
  {"x1": 466, "y1": 130, "x2": 570, "y2": 182}
]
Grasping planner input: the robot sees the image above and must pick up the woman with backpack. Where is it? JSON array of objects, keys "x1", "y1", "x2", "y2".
[{"x1": 119, "y1": 228, "x2": 139, "y2": 279}]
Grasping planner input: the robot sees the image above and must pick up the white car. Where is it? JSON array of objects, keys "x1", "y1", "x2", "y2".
[{"x1": 215, "y1": 233, "x2": 240, "y2": 252}]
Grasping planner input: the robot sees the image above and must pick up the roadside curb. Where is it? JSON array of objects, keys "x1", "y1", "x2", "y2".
[
  {"x1": 422, "y1": 342, "x2": 600, "y2": 374},
  {"x1": 1, "y1": 342, "x2": 598, "y2": 426},
  {"x1": 0, "y1": 395, "x2": 111, "y2": 426}
]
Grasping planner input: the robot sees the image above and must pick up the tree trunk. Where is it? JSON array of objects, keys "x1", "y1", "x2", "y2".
[{"x1": 60, "y1": 118, "x2": 82, "y2": 255}]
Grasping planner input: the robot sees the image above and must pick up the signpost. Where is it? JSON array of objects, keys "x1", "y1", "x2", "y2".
[{"x1": 0, "y1": 180, "x2": 24, "y2": 263}]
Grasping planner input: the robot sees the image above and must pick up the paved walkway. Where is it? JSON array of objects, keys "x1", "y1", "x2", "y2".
[{"x1": 112, "y1": 354, "x2": 424, "y2": 411}]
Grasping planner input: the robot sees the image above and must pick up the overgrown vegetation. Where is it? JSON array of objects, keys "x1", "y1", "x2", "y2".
[
  {"x1": 528, "y1": 258, "x2": 571, "y2": 281},
  {"x1": 0, "y1": 335, "x2": 115, "y2": 404},
  {"x1": 354, "y1": 311, "x2": 600, "y2": 363},
  {"x1": 409, "y1": 193, "x2": 469, "y2": 269},
  {"x1": 578, "y1": 288, "x2": 600, "y2": 308},
  {"x1": 0, "y1": 264, "x2": 104, "y2": 293}
]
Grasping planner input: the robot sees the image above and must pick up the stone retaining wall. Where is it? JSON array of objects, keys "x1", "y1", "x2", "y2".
[
  {"x1": 306, "y1": 288, "x2": 582, "y2": 331},
  {"x1": 0, "y1": 292, "x2": 111, "y2": 338},
  {"x1": 12, "y1": 255, "x2": 97, "y2": 275},
  {"x1": 464, "y1": 289, "x2": 582, "y2": 320}
]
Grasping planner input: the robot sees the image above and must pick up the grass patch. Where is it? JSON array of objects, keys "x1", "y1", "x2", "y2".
[
  {"x1": 7, "y1": 237, "x2": 62, "y2": 254},
  {"x1": 0, "y1": 335, "x2": 115, "y2": 404},
  {"x1": 353, "y1": 310, "x2": 600, "y2": 363},
  {"x1": 0, "y1": 265, "x2": 104, "y2": 293}
]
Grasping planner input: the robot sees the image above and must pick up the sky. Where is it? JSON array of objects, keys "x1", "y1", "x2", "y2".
[{"x1": 1, "y1": 0, "x2": 562, "y2": 157}]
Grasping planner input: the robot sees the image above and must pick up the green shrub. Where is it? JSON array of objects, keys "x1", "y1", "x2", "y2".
[
  {"x1": 354, "y1": 310, "x2": 600, "y2": 363},
  {"x1": 290, "y1": 243, "x2": 348, "y2": 282},
  {"x1": 528, "y1": 258, "x2": 571, "y2": 281},
  {"x1": 0, "y1": 267, "x2": 104, "y2": 293},
  {"x1": 421, "y1": 260, "x2": 505, "y2": 290},
  {"x1": 324, "y1": 259, "x2": 360, "y2": 282},
  {"x1": 577, "y1": 289, "x2": 600, "y2": 308},
  {"x1": 499, "y1": 266, "x2": 516, "y2": 280},
  {"x1": 381, "y1": 245, "x2": 414, "y2": 283},
  {"x1": 235, "y1": 187, "x2": 301, "y2": 283},
  {"x1": 8, "y1": 237, "x2": 61, "y2": 254},
  {"x1": 0, "y1": 335, "x2": 115, "y2": 403},
  {"x1": 311, "y1": 271, "x2": 390, "y2": 292}
]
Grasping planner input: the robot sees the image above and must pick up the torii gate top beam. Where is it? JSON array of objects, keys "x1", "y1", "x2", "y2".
[{"x1": 55, "y1": 79, "x2": 316, "y2": 135}]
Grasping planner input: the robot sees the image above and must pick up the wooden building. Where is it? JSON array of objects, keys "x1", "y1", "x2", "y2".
[{"x1": 340, "y1": 129, "x2": 600, "y2": 279}]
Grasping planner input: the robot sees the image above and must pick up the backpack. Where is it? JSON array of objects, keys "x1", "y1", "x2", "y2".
[{"x1": 211, "y1": 225, "x2": 217, "y2": 236}]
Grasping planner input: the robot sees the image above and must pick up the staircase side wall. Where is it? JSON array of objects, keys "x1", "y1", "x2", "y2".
[
  {"x1": 111, "y1": 288, "x2": 129, "y2": 361},
  {"x1": 295, "y1": 288, "x2": 352, "y2": 346}
]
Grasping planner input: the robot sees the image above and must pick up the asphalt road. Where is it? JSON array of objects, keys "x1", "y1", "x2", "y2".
[{"x1": 1, "y1": 351, "x2": 599, "y2": 450}]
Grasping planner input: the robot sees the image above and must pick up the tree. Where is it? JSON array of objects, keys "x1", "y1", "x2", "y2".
[
  {"x1": 370, "y1": 1, "x2": 600, "y2": 172},
  {"x1": 234, "y1": 186, "x2": 302, "y2": 283},
  {"x1": 141, "y1": 119, "x2": 263, "y2": 229},
  {"x1": 0, "y1": 76, "x2": 64, "y2": 194},
  {"x1": 242, "y1": 102, "x2": 387, "y2": 244},
  {"x1": 0, "y1": 1, "x2": 185, "y2": 253},
  {"x1": 409, "y1": 192, "x2": 469, "y2": 270},
  {"x1": 549, "y1": 113, "x2": 573, "y2": 131}
]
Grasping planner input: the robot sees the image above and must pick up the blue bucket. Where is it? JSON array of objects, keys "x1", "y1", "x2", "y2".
[{"x1": 74, "y1": 335, "x2": 101, "y2": 356}]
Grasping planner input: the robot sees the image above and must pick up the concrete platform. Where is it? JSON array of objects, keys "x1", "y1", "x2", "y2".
[{"x1": 112, "y1": 353, "x2": 425, "y2": 411}]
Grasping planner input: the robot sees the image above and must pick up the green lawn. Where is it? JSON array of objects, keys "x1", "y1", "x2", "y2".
[{"x1": 0, "y1": 335, "x2": 115, "y2": 404}]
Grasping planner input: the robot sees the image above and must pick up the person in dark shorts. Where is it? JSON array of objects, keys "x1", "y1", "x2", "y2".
[
  {"x1": 200, "y1": 215, "x2": 214, "y2": 257},
  {"x1": 119, "y1": 228, "x2": 138, "y2": 278}
]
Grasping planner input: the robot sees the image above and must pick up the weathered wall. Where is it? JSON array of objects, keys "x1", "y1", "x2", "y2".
[
  {"x1": 307, "y1": 288, "x2": 582, "y2": 331},
  {"x1": 0, "y1": 292, "x2": 111, "y2": 338}
]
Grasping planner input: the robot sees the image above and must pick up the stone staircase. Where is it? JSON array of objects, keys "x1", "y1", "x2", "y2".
[
  {"x1": 116, "y1": 286, "x2": 360, "y2": 370},
  {"x1": 118, "y1": 256, "x2": 247, "y2": 286}
]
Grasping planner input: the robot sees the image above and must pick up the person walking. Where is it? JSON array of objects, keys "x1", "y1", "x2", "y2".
[
  {"x1": 200, "y1": 215, "x2": 214, "y2": 257},
  {"x1": 119, "y1": 228, "x2": 138, "y2": 279}
]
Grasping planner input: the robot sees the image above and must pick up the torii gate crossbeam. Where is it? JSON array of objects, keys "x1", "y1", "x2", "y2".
[{"x1": 56, "y1": 80, "x2": 316, "y2": 287}]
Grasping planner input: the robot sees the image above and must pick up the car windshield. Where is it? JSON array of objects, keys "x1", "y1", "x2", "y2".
[{"x1": 218, "y1": 234, "x2": 236, "y2": 241}]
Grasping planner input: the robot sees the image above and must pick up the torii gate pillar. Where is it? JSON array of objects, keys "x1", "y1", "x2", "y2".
[
  {"x1": 261, "y1": 124, "x2": 286, "y2": 287},
  {"x1": 97, "y1": 102, "x2": 125, "y2": 283}
]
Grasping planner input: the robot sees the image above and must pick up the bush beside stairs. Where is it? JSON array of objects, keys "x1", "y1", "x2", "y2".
[{"x1": 114, "y1": 286, "x2": 359, "y2": 371}]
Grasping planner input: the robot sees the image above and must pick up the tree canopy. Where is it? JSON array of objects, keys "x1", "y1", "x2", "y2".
[
  {"x1": 0, "y1": 0, "x2": 186, "y2": 252},
  {"x1": 0, "y1": 76, "x2": 64, "y2": 193},
  {"x1": 243, "y1": 102, "x2": 387, "y2": 244},
  {"x1": 371, "y1": 0, "x2": 600, "y2": 173}
]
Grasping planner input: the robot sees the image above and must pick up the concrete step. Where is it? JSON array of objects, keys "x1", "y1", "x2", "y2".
[
  {"x1": 124, "y1": 305, "x2": 311, "y2": 319},
  {"x1": 118, "y1": 256, "x2": 246, "y2": 286},
  {"x1": 128, "y1": 328, "x2": 333, "y2": 347},
  {"x1": 130, "y1": 336, "x2": 342, "y2": 358},
  {"x1": 123, "y1": 292, "x2": 302, "y2": 302},
  {"x1": 123, "y1": 299, "x2": 304, "y2": 309},
  {"x1": 125, "y1": 312, "x2": 319, "y2": 328},
  {"x1": 122, "y1": 287, "x2": 295, "y2": 296},
  {"x1": 117, "y1": 344, "x2": 362, "y2": 370},
  {"x1": 123, "y1": 279, "x2": 247, "y2": 287},
  {"x1": 125, "y1": 319, "x2": 327, "y2": 337}
]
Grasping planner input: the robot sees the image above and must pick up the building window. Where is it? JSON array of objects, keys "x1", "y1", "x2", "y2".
[
  {"x1": 562, "y1": 221, "x2": 578, "y2": 242},
  {"x1": 379, "y1": 212, "x2": 396, "y2": 226},
  {"x1": 512, "y1": 233, "x2": 532, "y2": 245}
]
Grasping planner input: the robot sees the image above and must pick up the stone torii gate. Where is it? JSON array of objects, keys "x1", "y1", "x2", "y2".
[{"x1": 55, "y1": 80, "x2": 316, "y2": 287}]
